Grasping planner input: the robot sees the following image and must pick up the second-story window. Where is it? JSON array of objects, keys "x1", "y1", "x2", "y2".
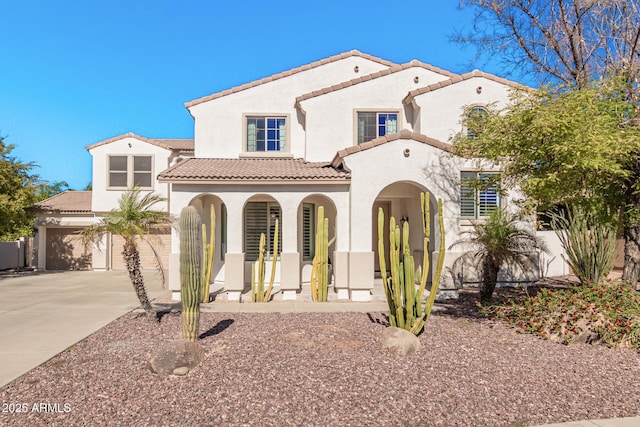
[
  {"x1": 357, "y1": 112, "x2": 398, "y2": 144},
  {"x1": 247, "y1": 116, "x2": 286, "y2": 152},
  {"x1": 108, "y1": 155, "x2": 153, "y2": 189}
]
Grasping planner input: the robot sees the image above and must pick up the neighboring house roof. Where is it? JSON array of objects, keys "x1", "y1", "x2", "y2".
[
  {"x1": 158, "y1": 158, "x2": 351, "y2": 183},
  {"x1": 85, "y1": 132, "x2": 194, "y2": 153},
  {"x1": 294, "y1": 60, "x2": 458, "y2": 109},
  {"x1": 184, "y1": 50, "x2": 397, "y2": 108},
  {"x1": 403, "y1": 70, "x2": 527, "y2": 105},
  {"x1": 33, "y1": 191, "x2": 93, "y2": 213},
  {"x1": 331, "y1": 129, "x2": 452, "y2": 168}
]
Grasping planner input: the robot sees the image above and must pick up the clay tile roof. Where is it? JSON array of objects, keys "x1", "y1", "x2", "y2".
[
  {"x1": 403, "y1": 69, "x2": 527, "y2": 105},
  {"x1": 295, "y1": 60, "x2": 458, "y2": 106},
  {"x1": 330, "y1": 130, "x2": 451, "y2": 167},
  {"x1": 33, "y1": 191, "x2": 93, "y2": 213},
  {"x1": 86, "y1": 133, "x2": 194, "y2": 153},
  {"x1": 158, "y1": 158, "x2": 351, "y2": 183},
  {"x1": 184, "y1": 50, "x2": 396, "y2": 108}
]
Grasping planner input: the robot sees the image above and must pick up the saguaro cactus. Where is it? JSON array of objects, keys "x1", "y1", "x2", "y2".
[
  {"x1": 180, "y1": 206, "x2": 202, "y2": 342},
  {"x1": 378, "y1": 192, "x2": 445, "y2": 335},
  {"x1": 251, "y1": 219, "x2": 279, "y2": 302},
  {"x1": 310, "y1": 206, "x2": 336, "y2": 302},
  {"x1": 200, "y1": 205, "x2": 216, "y2": 303}
]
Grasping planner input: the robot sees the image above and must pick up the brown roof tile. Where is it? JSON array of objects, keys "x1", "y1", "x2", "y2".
[
  {"x1": 184, "y1": 50, "x2": 396, "y2": 108},
  {"x1": 86, "y1": 133, "x2": 194, "y2": 153},
  {"x1": 158, "y1": 158, "x2": 350, "y2": 183},
  {"x1": 33, "y1": 191, "x2": 93, "y2": 213},
  {"x1": 330, "y1": 130, "x2": 452, "y2": 167},
  {"x1": 403, "y1": 69, "x2": 527, "y2": 105},
  {"x1": 295, "y1": 60, "x2": 458, "y2": 107}
]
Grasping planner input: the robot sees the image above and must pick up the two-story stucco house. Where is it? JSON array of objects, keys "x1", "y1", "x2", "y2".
[{"x1": 34, "y1": 50, "x2": 567, "y2": 301}]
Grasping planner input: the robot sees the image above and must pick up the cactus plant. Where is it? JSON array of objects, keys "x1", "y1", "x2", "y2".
[
  {"x1": 179, "y1": 206, "x2": 201, "y2": 342},
  {"x1": 378, "y1": 192, "x2": 445, "y2": 335},
  {"x1": 251, "y1": 219, "x2": 279, "y2": 302},
  {"x1": 200, "y1": 205, "x2": 216, "y2": 303},
  {"x1": 310, "y1": 206, "x2": 336, "y2": 302}
]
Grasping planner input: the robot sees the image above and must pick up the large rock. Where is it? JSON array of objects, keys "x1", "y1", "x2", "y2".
[
  {"x1": 148, "y1": 340, "x2": 204, "y2": 376},
  {"x1": 381, "y1": 327, "x2": 421, "y2": 356}
]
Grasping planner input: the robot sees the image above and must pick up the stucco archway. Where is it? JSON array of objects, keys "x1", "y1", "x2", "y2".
[
  {"x1": 372, "y1": 181, "x2": 436, "y2": 274},
  {"x1": 188, "y1": 194, "x2": 226, "y2": 285}
]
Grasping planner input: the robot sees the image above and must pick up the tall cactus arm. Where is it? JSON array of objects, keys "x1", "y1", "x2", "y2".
[
  {"x1": 264, "y1": 219, "x2": 279, "y2": 302},
  {"x1": 424, "y1": 198, "x2": 446, "y2": 319}
]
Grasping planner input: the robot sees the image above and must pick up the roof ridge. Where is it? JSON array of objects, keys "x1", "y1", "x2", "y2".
[
  {"x1": 295, "y1": 60, "x2": 458, "y2": 106},
  {"x1": 86, "y1": 133, "x2": 194, "y2": 152},
  {"x1": 184, "y1": 50, "x2": 397, "y2": 108}
]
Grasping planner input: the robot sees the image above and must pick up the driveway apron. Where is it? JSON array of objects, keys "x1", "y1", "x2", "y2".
[{"x1": 0, "y1": 270, "x2": 165, "y2": 388}]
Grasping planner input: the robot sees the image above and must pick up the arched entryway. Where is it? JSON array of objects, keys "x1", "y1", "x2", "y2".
[
  {"x1": 188, "y1": 194, "x2": 226, "y2": 285},
  {"x1": 372, "y1": 181, "x2": 436, "y2": 276}
]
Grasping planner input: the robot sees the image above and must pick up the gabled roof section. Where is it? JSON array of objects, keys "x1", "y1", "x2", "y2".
[
  {"x1": 85, "y1": 132, "x2": 194, "y2": 153},
  {"x1": 403, "y1": 69, "x2": 526, "y2": 105},
  {"x1": 33, "y1": 191, "x2": 93, "y2": 213},
  {"x1": 331, "y1": 129, "x2": 452, "y2": 168},
  {"x1": 185, "y1": 50, "x2": 396, "y2": 108},
  {"x1": 295, "y1": 60, "x2": 458, "y2": 108},
  {"x1": 158, "y1": 158, "x2": 350, "y2": 184}
]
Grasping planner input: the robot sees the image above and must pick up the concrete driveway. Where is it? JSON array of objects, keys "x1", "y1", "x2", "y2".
[{"x1": 0, "y1": 270, "x2": 165, "y2": 388}]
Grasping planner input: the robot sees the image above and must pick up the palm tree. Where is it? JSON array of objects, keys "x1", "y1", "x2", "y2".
[
  {"x1": 452, "y1": 209, "x2": 547, "y2": 302},
  {"x1": 83, "y1": 187, "x2": 170, "y2": 317}
]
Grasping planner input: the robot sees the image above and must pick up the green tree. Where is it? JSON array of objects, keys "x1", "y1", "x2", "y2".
[
  {"x1": 35, "y1": 180, "x2": 71, "y2": 202},
  {"x1": 456, "y1": 0, "x2": 640, "y2": 282},
  {"x1": 454, "y1": 77, "x2": 640, "y2": 279},
  {"x1": 452, "y1": 209, "x2": 547, "y2": 302},
  {"x1": 83, "y1": 187, "x2": 170, "y2": 317},
  {"x1": 0, "y1": 137, "x2": 38, "y2": 240}
]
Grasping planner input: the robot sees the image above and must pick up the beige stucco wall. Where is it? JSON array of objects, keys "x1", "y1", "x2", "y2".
[
  {"x1": 88, "y1": 136, "x2": 173, "y2": 213},
  {"x1": 299, "y1": 66, "x2": 452, "y2": 161},
  {"x1": 188, "y1": 56, "x2": 391, "y2": 160},
  {"x1": 414, "y1": 76, "x2": 514, "y2": 143}
]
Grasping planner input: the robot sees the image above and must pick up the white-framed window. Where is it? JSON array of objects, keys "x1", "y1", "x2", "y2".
[
  {"x1": 466, "y1": 106, "x2": 488, "y2": 138},
  {"x1": 244, "y1": 202, "x2": 282, "y2": 261},
  {"x1": 460, "y1": 172, "x2": 500, "y2": 219},
  {"x1": 108, "y1": 155, "x2": 153, "y2": 189},
  {"x1": 246, "y1": 116, "x2": 286, "y2": 152},
  {"x1": 302, "y1": 203, "x2": 315, "y2": 260},
  {"x1": 357, "y1": 112, "x2": 398, "y2": 144}
]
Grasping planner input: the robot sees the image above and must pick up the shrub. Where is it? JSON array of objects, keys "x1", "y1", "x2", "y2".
[{"x1": 481, "y1": 280, "x2": 640, "y2": 349}]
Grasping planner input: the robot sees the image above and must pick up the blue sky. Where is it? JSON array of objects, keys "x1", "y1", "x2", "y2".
[{"x1": 0, "y1": 1, "x2": 513, "y2": 190}]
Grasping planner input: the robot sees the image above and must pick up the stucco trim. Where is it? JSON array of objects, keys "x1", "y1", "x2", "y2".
[
  {"x1": 295, "y1": 60, "x2": 458, "y2": 109},
  {"x1": 86, "y1": 132, "x2": 194, "y2": 153},
  {"x1": 402, "y1": 70, "x2": 528, "y2": 105},
  {"x1": 330, "y1": 129, "x2": 452, "y2": 168},
  {"x1": 185, "y1": 50, "x2": 397, "y2": 108}
]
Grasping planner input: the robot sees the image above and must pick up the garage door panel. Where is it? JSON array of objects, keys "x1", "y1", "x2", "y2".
[
  {"x1": 46, "y1": 228, "x2": 92, "y2": 270},
  {"x1": 111, "y1": 232, "x2": 170, "y2": 271}
]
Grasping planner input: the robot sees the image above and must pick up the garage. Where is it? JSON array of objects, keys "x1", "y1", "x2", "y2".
[
  {"x1": 45, "y1": 227, "x2": 92, "y2": 270},
  {"x1": 110, "y1": 230, "x2": 171, "y2": 271}
]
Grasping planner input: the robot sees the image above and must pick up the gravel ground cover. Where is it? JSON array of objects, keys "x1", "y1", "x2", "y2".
[{"x1": 1, "y1": 291, "x2": 639, "y2": 427}]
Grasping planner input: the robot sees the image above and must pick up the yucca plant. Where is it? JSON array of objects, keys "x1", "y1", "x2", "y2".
[{"x1": 549, "y1": 204, "x2": 616, "y2": 285}]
